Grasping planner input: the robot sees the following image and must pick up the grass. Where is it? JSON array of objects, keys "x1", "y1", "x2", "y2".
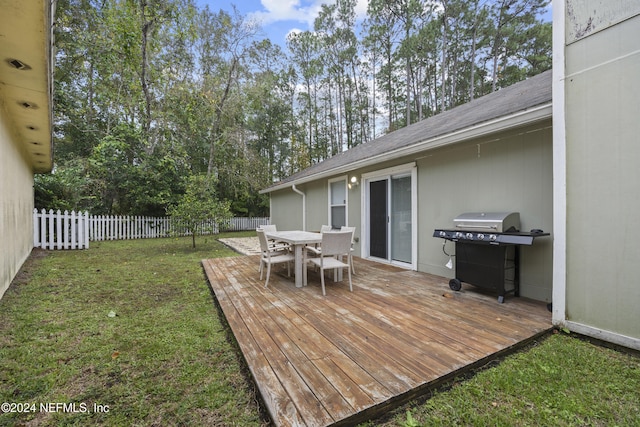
[
  {"x1": 1, "y1": 234, "x2": 639, "y2": 426},
  {"x1": 368, "y1": 332, "x2": 640, "y2": 426},
  {"x1": 0, "y1": 232, "x2": 267, "y2": 426}
]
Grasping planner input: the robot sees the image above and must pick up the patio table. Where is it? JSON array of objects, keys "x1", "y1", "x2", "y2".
[{"x1": 265, "y1": 230, "x2": 322, "y2": 288}]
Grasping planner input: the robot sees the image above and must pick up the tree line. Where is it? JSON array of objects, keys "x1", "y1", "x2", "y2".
[{"x1": 36, "y1": 0, "x2": 551, "y2": 217}]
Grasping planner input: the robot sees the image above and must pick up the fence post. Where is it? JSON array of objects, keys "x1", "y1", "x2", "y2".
[
  {"x1": 76, "y1": 210, "x2": 81, "y2": 249},
  {"x1": 33, "y1": 209, "x2": 39, "y2": 248},
  {"x1": 46, "y1": 209, "x2": 54, "y2": 250},
  {"x1": 54, "y1": 209, "x2": 61, "y2": 250},
  {"x1": 83, "y1": 211, "x2": 88, "y2": 248},
  {"x1": 92, "y1": 215, "x2": 96, "y2": 242},
  {"x1": 62, "y1": 210, "x2": 68, "y2": 249},
  {"x1": 69, "y1": 210, "x2": 75, "y2": 249},
  {"x1": 40, "y1": 209, "x2": 46, "y2": 249}
]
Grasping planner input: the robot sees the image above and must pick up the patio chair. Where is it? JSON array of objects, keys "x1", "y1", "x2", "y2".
[
  {"x1": 257, "y1": 225, "x2": 287, "y2": 268},
  {"x1": 306, "y1": 230, "x2": 353, "y2": 296},
  {"x1": 257, "y1": 224, "x2": 278, "y2": 245},
  {"x1": 305, "y1": 225, "x2": 333, "y2": 276},
  {"x1": 306, "y1": 225, "x2": 333, "y2": 258},
  {"x1": 340, "y1": 226, "x2": 357, "y2": 275},
  {"x1": 257, "y1": 229, "x2": 294, "y2": 288}
]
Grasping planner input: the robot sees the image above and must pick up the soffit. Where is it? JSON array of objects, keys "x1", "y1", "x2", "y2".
[{"x1": 0, "y1": 0, "x2": 54, "y2": 173}]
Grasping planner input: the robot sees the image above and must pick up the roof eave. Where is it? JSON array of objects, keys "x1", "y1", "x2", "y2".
[
  {"x1": 260, "y1": 102, "x2": 552, "y2": 194},
  {"x1": 0, "y1": 0, "x2": 56, "y2": 174}
]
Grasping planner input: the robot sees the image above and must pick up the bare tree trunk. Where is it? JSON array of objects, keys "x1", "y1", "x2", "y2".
[
  {"x1": 469, "y1": 1, "x2": 480, "y2": 101},
  {"x1": 406, "y1": 55, "x2": 411, "y2": 126},
  {"x1": 139, "y1": 0, "x2": 152, "y2": 137},
  {"x1": 470, "y1": 24, "x2": 477, "y2": 100},
  {"x1": 350, "y1": 61, "x2": 366, "y2": 145},
  {"x1": 416, "y1": 65, "x2": 423, "y2": 121},
  {"x1": 440, "y1": 0, "x2": 449, "y2": 113},
  {"x1": 387, "y1": 45, "x2": 393, "y2": 131},
  {"x1": 336, "y1": 81, "x2": 344, "y2": 153},
  {"x1": 207, "y1": 57, "x2": 238, "y2": 179},
  {"x1": 441, "y1": 16, "x2": 447, "y2": 113},
  {"x1": 491, "y1": 0, "x2": 508, "y2": 92}
]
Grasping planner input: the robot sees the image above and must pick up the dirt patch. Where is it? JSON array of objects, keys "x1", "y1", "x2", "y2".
[{"x1": 10, "y1": 248, "x2": 48, "y2": 288}]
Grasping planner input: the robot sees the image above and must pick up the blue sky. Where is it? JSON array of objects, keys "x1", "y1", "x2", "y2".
[
  {"x1": 193, "y1": 0, "x2": 552, "y2": 49},
  {"x1": 193, "y1": 0, "x2": 369, "y2": 47}
]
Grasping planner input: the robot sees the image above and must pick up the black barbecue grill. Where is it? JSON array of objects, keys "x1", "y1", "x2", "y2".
[{"x1": 433, "y1": 212, "x2": 549, "y2": 303}]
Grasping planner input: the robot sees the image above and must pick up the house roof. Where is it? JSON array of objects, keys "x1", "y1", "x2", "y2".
[
  {"x1": 261, "y1": 69, "x2": 552, "y2": 194},
  {"x1": 0, "y1": 0, "x2": 55, "y2": 173}
]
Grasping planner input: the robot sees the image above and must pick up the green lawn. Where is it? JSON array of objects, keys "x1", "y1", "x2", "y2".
[
  {"x1": 371, "y1": 332, "x2": 640, "y2": 426},
  {"x1": 1, "y1": 234, "x2": 639, "y2": 426},
  {"x1": 0, "y1": 233, "x2": 266, "y2": 426}
]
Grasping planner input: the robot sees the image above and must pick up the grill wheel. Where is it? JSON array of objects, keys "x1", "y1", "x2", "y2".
[{"x1": 449, "y1": 278, "x2": 462, "y2": 291}]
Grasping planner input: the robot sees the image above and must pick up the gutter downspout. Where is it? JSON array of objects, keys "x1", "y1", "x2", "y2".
[{"x1": 291, "y1": 184, "x2": 306, "y2": 231}]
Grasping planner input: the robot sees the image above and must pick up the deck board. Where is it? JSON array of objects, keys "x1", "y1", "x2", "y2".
[{"x1": 202, "y1": 255, "x2": 551, "y2": 426}]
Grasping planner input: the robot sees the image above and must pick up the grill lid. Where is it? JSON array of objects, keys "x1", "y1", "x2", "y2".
[{"x1": 453, "y1": 212, "x2": 520, "y2": 232}]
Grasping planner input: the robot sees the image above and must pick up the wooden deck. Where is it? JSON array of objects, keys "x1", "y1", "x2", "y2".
[{"x1": 202, "y1": 255, "x2": 551, "y2": 427}]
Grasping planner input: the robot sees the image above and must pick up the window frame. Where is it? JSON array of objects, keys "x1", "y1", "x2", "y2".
[{"x1": 328, "y1": 176, "x2": 348, "y2": 229}]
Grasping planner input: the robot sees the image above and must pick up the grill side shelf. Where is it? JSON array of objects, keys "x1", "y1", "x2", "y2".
[{"x1": 432, "y1": 229, "x2": 549, "y2": 245}]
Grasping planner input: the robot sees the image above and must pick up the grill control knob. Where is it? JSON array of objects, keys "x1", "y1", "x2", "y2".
[
  {"x1": 489, "y1": 234, "x2": 497, "y2": 241},
  {"x1": 466, "y1": 233, "x2": 474, "y2": 240},
  {"x1": 455, "y1": 232, "x2": 463, "y2": 239},
  {"x1": 439, "y1": 231, "x2": 447, "y2": 237},
  {"x1": 478, "y1": 233, "x2": 485, "y2": 240}
]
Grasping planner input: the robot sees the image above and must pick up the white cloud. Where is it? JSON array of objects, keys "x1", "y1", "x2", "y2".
[
  {"x1": 248, "y1": 0, "x2": 369, "y2": 28},
  {"x1": 354, "y1": 0, "x2": 368, "y2": 18},
  {"x1": 246, "y1": 0, "x2": 321, "y2": 27}
]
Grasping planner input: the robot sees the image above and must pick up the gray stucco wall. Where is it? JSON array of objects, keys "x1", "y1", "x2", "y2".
[
  {"x1": 305, "y1": 180, "x2": 330, "y2": 230},
  {"x1": 564, "y1": 12, "x2": 640, "y2": 339},
  {"x1": 270, "y1": 120, "x2": 553, "y2": 302},
  {"x1": 418, "y1": 122, "x2": 553, "y2": 301},
  {"x1": 270, "y1": 188, "x2": 304, "y2": 231}
]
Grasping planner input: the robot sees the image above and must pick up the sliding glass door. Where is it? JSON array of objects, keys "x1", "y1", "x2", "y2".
[
  {"x1": 369, "y1": 179, "x2": 388, "y2": 258},
  {"x1": 364, "y1": 164, "x2": 416, "y2": 268},
  {"x1": 390, "y1": 175, "x2": 412, "y2": 264}
]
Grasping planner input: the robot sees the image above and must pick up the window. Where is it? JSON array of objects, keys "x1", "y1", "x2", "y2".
[{"x1": 329, "y1": 178, "x2": 346, "y2": 229}]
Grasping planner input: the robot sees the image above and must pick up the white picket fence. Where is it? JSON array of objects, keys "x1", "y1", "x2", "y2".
[
  {"x1": 33, "y1": 209, "x2": 90, "y2": 250},
  {"x1": 33, "y1": 209, "x2": 270, "y2": 250}
]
